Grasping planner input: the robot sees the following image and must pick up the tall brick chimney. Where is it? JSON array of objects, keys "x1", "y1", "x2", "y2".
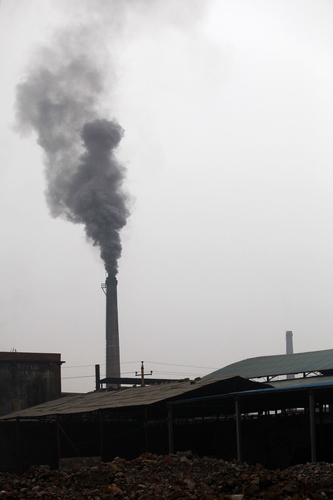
[{"x1": 104, "y1": 276, "x2": 120, "y2": 388}]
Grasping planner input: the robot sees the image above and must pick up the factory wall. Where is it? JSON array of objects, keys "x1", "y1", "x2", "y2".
[{"x1": 0, "y1": 352, "x2": 62, "y2": 416}]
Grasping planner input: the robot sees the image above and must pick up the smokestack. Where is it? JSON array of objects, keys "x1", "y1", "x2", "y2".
[
  {"x1": 286, "y1": 330, "x2": 295, "y2": 380},
  {"x1": 105, "y1": 275, "x2": 120, "y2": 389},
  {"x1": 286, "y1": 331, "x2": 293, "y2": 355}
]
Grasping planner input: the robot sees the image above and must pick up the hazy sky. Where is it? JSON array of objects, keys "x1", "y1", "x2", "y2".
[{"x1": 1, "y1": 0, "x2": 333, "y2": 393}]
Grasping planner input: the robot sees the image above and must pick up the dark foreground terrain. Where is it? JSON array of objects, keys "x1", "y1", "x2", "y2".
[{"x1": 1, "y1": 452, "x2": 333, "y2": 499}]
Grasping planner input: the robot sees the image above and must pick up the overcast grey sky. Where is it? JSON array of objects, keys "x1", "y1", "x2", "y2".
[{"x1": 1, "y1": 1, "x2": 333, "y2": 392}]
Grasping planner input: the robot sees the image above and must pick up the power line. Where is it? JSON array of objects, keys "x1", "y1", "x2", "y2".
[
  {"x1": 144, "y1": 361, "x2": 217, "y2": 370},
  {"x1": 121, "y1": 361, "x2": 141, "y2": 365},
  {"x1": 152, "y1": 370, "x2": 204, "y2": 377},
  {"x1": 63, "y1": 361, "x2": 141, "y2": 369},
  {"x1": 63, "y1": 361, "x2": 216, "y2": 370},
  {"x1": 63, "y1": 370, "x2": 205, "y2": 381},
  {"x1": 62, "y1": 364, "x2": 97, "y2": 369}
]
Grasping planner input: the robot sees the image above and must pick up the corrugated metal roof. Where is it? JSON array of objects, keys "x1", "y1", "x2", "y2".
[
  {"x1": 0, "y1": 377, "x2": 239, "y2": 420},
  {"x1": 204, "y1": 349, "x2": 333, "y2": 380},
  {"x1": 170, "y1": 379, "x2": 333, "y2": 407}
]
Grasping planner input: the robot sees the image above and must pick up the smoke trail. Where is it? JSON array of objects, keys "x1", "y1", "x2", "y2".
[
  {"x1": 15, "y1": 30, "x2": 129, "y2": 276},
  {"x1": 66, "y1": 119, "x2": 129, "y2": 276},
  {"x1": 14, "y1": 1, "x2": 210, "y2": 274}
]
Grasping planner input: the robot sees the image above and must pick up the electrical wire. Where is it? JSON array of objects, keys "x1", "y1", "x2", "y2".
[
  {"x1": 62, "y1": 364, "x2": 97, "y2": 369},
  {"x1": 62, "y1": 360, "x2": 216, "y2": 384},
  {"x1": 63, "y1": 360, "x2": 216, "y2": 370},
  {"x1": 144, "y1": 361, "x2": 218, "y2": 370}
]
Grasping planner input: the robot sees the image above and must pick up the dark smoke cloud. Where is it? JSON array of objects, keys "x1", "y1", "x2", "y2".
[
  {"x1": 66, "y1": 119, "x2": 129, "y2": 276},
  {"x1": 15, "y1": 33, "x2": 129, "y2": 276},
  {"x1": 14, "y1": 0, "x2": 209, "y2": 275}
]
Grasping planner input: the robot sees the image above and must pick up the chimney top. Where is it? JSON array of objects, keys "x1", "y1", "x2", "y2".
[{"x1": 286, "y1": 331, "x2": 293, "y2": 355}]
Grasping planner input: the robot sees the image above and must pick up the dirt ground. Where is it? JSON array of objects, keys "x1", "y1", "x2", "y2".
[{"x1": 1, "y1": 451, "x2": 333, "y2": 499}]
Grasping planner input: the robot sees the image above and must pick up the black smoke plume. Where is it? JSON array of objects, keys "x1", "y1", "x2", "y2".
[
  {"x1": 15, "y1": 43, "x2": 130, "y2": 276},
  {"x1": 66, "y1": 119, "x2": 129, "y2": 276}
]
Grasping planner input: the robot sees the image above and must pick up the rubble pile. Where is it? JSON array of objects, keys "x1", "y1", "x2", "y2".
[{"x1": 1, "y1": 452, "x2": 333, "y2": 499}]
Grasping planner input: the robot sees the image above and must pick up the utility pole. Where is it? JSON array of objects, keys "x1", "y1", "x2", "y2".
[{"x1": 135, "y1": 361, "x2": 153, "y2": 387}]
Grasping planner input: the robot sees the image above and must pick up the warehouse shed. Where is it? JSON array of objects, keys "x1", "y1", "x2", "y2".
[
  {"x1": 2, "y1": 349, "x2": 333, "y2": 472},
  {"x1": 168, "y1": 379, "x2": 333, "y2": 468},
  {"x1": 0, "y1": 376, "x2": 263, "y2": 473}
]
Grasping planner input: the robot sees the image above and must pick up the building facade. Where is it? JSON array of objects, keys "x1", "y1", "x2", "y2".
[{"x1": 0, "y1": 352, "x2": 63, "y2": 416}]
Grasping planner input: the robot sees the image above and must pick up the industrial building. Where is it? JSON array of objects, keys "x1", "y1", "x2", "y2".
[
  {"x1": 1, "y1": 348, "x2": 333, "y2": 473},
  {"x1": 0, "y1": 352, "x2": 63, "y2": 417}
]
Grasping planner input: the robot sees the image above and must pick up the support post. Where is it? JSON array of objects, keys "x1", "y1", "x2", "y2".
[
  {"x1": 141, "y1": 361, "x2": 145, "y2": 387},
  {"x1": 16, "y1": 418, "x2": 21, "y2": 475},
  {"x1": 168, "y1": 408, "x2": 174, "y2": 454},
  {"x1": 144, "y1": 408, "x2": 148, "y2": 451},
  {"x1": 99, "y1": 411, "x2": 104, "y2": 462},
  {"x1": 56, "y1": 415, "x2": 61, "y2": 469},
  {"x1": 235, "y1": 397, "x2": 242, "y2": 462},
  {"x1": 309, "y1": 391, "x2": 316, "y2": 462}
]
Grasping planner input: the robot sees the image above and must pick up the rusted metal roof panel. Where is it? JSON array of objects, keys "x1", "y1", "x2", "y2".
[{"x1": 0, "y1": 376, "x2": 261, "y2": 420}]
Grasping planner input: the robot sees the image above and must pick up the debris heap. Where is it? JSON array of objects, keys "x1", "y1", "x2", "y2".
[{"x1": 1, "y1": 452, "x2": 333, "y2": 499}]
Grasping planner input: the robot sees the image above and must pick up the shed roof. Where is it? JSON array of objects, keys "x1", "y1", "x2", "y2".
[
  {"x1": 0, "y1": 376, "x2": 264, "y2": 421},
  {"x1": 168, "y1": 378, "x2": 333, "y2": 417},
  {"x1": 204, "y1": 349, "x2": 333, "y2": 380}
]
